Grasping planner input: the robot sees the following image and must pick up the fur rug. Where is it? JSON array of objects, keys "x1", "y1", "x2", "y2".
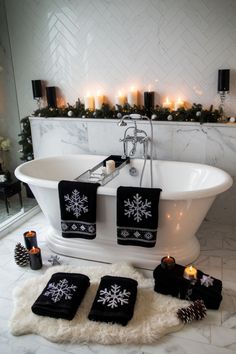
[{"x1": 10, "y1": 262, "x2": 189, "y2": 345}]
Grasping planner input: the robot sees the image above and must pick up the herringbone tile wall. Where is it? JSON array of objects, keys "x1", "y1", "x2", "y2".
[{"x1": 5, "y1": 0, "x2": 236, "y2": 117}]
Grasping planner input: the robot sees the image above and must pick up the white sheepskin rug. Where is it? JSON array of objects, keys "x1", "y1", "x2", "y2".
[{"x1": 10, "y1": 262, "x2": 189, "y2": 345}]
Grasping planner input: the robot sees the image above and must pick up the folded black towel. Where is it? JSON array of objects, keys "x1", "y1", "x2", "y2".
[
  {"x1": 88, "y1": 275, "x2": 138, "y2": 326},
  {"x1": 153, "y1": 264, "x2": 222, "y2": 309},
  {"x1": 31, "y1": 272, "x2": 90, "y2": 320},
  {"x1": 58, "y1": 181, "x2": 99, "y2": 239},
  {"x1": 117, "y1": 186, "x2": 162, "y2": 247}
]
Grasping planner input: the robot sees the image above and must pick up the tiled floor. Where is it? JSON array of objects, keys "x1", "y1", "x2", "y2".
[{"x1": 0, "y1": 212, "x2": 236, "y2": 353}]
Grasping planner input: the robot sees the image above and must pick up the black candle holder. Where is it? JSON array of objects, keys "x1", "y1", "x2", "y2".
[
  {"x1": 46, "y1": 86, "x2": 57, "y2": 108},
  {"x1": 24, "y1": 230, "x2": 38, "y2": 250},
  {"x1": 218, "y1": 69, "x2": 230, "y2": 121},
  {"x1": 32, "y1": 80, "x2": 42, "y2": 99},
  {"x1": 161, "y1": 256, "x2": 176, "y2": 270},
  {"x1": 144, "y1": 91, "x2": 154, "y2": 112},
  {"x1": 29, "y1": 247, "x2": 42, "y2": 270},
  {"x1": 218, "y1": 69, "x2": 230, "y2": 93},
  {"x1": 32, "y1": 80, "x2": 43, "y2": 109}
]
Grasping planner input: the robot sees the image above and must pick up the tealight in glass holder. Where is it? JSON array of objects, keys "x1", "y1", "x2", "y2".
[
  {"x1": 29, "y1": 246, "x2": 42, "y2": 270},
  {"x1": 24, "y1": 230, "x2": 38, "y2": 250},
  {"x1": 161, "y1": 255, "x2": 176, "y2": 270}
]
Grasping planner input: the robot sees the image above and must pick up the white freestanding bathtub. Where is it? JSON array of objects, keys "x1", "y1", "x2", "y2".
[{"x1": 15, "y1": 154, "x2": 233, "y2": 268}]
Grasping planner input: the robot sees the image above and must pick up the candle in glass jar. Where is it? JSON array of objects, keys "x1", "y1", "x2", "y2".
[
  {"x1": 174, "y1": 97, "x2": 184, "y2": 110},
  {"x1": 95, "y1": 90, "x2": 104, "y2": 110},
  {"x1": 128, "y1": 87, "x2": 138, "y2": 106},
  {"x1": 24, "y1": 230, "x2": 37, "y2": 250},
  {"x1": 84, "y1": 92, "x2": 94, "y2": 110},
  {"x1": 183, "y1": 265, "x2": 197, "y2": 280},
  {"x1": 162, "y1": 97, "x2": 172, "y2": 109},
  {"x1": 29, "y1": 246, "x2": 42, "y2": 270},
  {"x1": 115, "y1": 90, "x2": 126, "y2": 106},
  {"x1": 161, "y1": 255, "x2": 176, "y2": 270}
]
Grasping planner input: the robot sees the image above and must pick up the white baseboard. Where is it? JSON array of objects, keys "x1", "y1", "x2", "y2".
[{"x1": 0, "y1": 205, "x2": 40, "y2": 238}]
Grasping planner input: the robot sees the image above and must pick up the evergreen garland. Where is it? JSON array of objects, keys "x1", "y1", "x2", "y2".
[{"x1": 33, "y1": 101, "x2": 221, "y2": 124}]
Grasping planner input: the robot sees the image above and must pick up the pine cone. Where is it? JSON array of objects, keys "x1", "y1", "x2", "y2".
[
  {"x1": 177, "y1": 300, "x2": 207, "y2": 323},
  {"x1": 14, "y1": 242, "x2": 30, "y2": 267}
]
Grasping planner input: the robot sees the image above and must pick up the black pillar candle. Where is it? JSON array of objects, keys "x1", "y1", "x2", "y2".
[
  {"x1": 218, "y1": 69, "x2": 230, "y2": 92},
  {"x1": 144, "y1": 91, "x2": 154, "y2": 110},
  {"x1": 32, "y1": 80, "x2": 42, "y2": 99},
  {"x1": 24, "y1": 230, "x2": 38, "y2": 250},
  {"x1": 29, "y1": 247, "x2": 43, "y2": 270},
  {"x1": 46, "y1": 86, "x2": 57, "y2": 108}
]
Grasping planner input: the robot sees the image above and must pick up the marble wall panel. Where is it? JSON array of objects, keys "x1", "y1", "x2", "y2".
[{"x1": 30, "y1": 118, "x2": 236, "y2": 228}]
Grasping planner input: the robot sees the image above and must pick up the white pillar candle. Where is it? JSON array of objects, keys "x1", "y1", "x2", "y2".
[
  {"x1": 84, "y1": 93, "x2": 94, "y2": 110},
  {"x1": 115, "y1": 91, "x2": 126, "y2": 106},
  {"x1": 128, "y1": 87, "x2": 138, "y2": 106},
  {"x1": 162, "y1": 97, "x2": 172, "y2": 109},
  {"x1": 95, "y1": 91, "x2": 104, "y2": 110},
  {"x1": 106, "y1": 160, "x2": 115, "y2": 174},
  {"x1": 174, "y1": 98, "x2": 184, "y2": 111}
]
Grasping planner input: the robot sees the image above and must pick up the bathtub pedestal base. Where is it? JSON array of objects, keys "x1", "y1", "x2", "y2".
[{"x1": 46, "y1": 227, "x2": 200, "y2": 269}]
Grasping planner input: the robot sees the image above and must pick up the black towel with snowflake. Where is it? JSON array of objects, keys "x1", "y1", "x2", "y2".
[
  {"x1": 31, "y1": 272, "x2": 90, "y2": 320},
  {"x1": 58, "y1": 181, "x2": 99, "y2": 239},
  {"x1": 117, "y1": 186, "x2": 162, "y2": 247},
  {"x1": 153, "y1": 264, "x2": 222, "y2": 309},
  {"x1": 88, "y1": 275, "x2": 138, "y2": 326}
]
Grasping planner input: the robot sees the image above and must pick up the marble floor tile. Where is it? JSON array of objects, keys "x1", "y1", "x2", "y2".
[
  {"x1": 140, "y1": 335, "x2": 236, "y2": 354},
  {"x1": 0, "y1": 212, "x2": 236, "y2": 353},
  {"x1": 194, "y1": 255, "x2": 222, "y2": 279},
  {"x1": 222, "y1": 257, "x2": 236, "y2": 283},
  {"x1": 210, "y1": 325, "x2": 236, "y2": 350},
  {"x1": 223, "y1": 238, "x2": 236, "y2": 251}
]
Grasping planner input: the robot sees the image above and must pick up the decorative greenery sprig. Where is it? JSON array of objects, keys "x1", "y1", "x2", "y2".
[
  {"x1": 18, "y1": 117, "x2": 34, "y2": 161},
  {"x1": 33, "y1": 101, "x2": 221, "y2": 124}
]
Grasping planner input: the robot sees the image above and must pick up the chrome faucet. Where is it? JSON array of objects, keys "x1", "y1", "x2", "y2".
[
  {"x1": 117, "y1": 113, "x2": 154, "y2": 187},
  {"x1": 118, "y1": 114, "x2": 149, "y2": 159}
]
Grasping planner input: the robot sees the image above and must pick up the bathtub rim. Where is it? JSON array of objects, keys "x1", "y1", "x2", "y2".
[{"x1": 15, "y1": 154, "x2": 233, "y2": 200}]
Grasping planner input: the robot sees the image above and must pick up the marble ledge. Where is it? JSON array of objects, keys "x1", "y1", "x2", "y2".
[{"x1": 29, "y1": 116, "x2": 236, "y2": 128}]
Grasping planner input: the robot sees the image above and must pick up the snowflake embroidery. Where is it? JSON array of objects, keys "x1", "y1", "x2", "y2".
[
  {"x1": 64, "y1": 189, "x2": 88, "y2": 218},
  {"x1": 80, "y1": 225, "x2": 86, "y2": 231},
  {"x1": 43, "y1": 279, "x2": 77, "y2": 303},
  {"x1": 200, "y1": 275, "x2": 214, "y2": 287},
  {"x1": 121, "y1": 230, "x2": 129, "y2": 238},
  {"x1": 124, "y1": 193, "x2": 152, "y2": 223},
  {"x1": 97, "y1": 284, "x2": 131, "y2": 309}
]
